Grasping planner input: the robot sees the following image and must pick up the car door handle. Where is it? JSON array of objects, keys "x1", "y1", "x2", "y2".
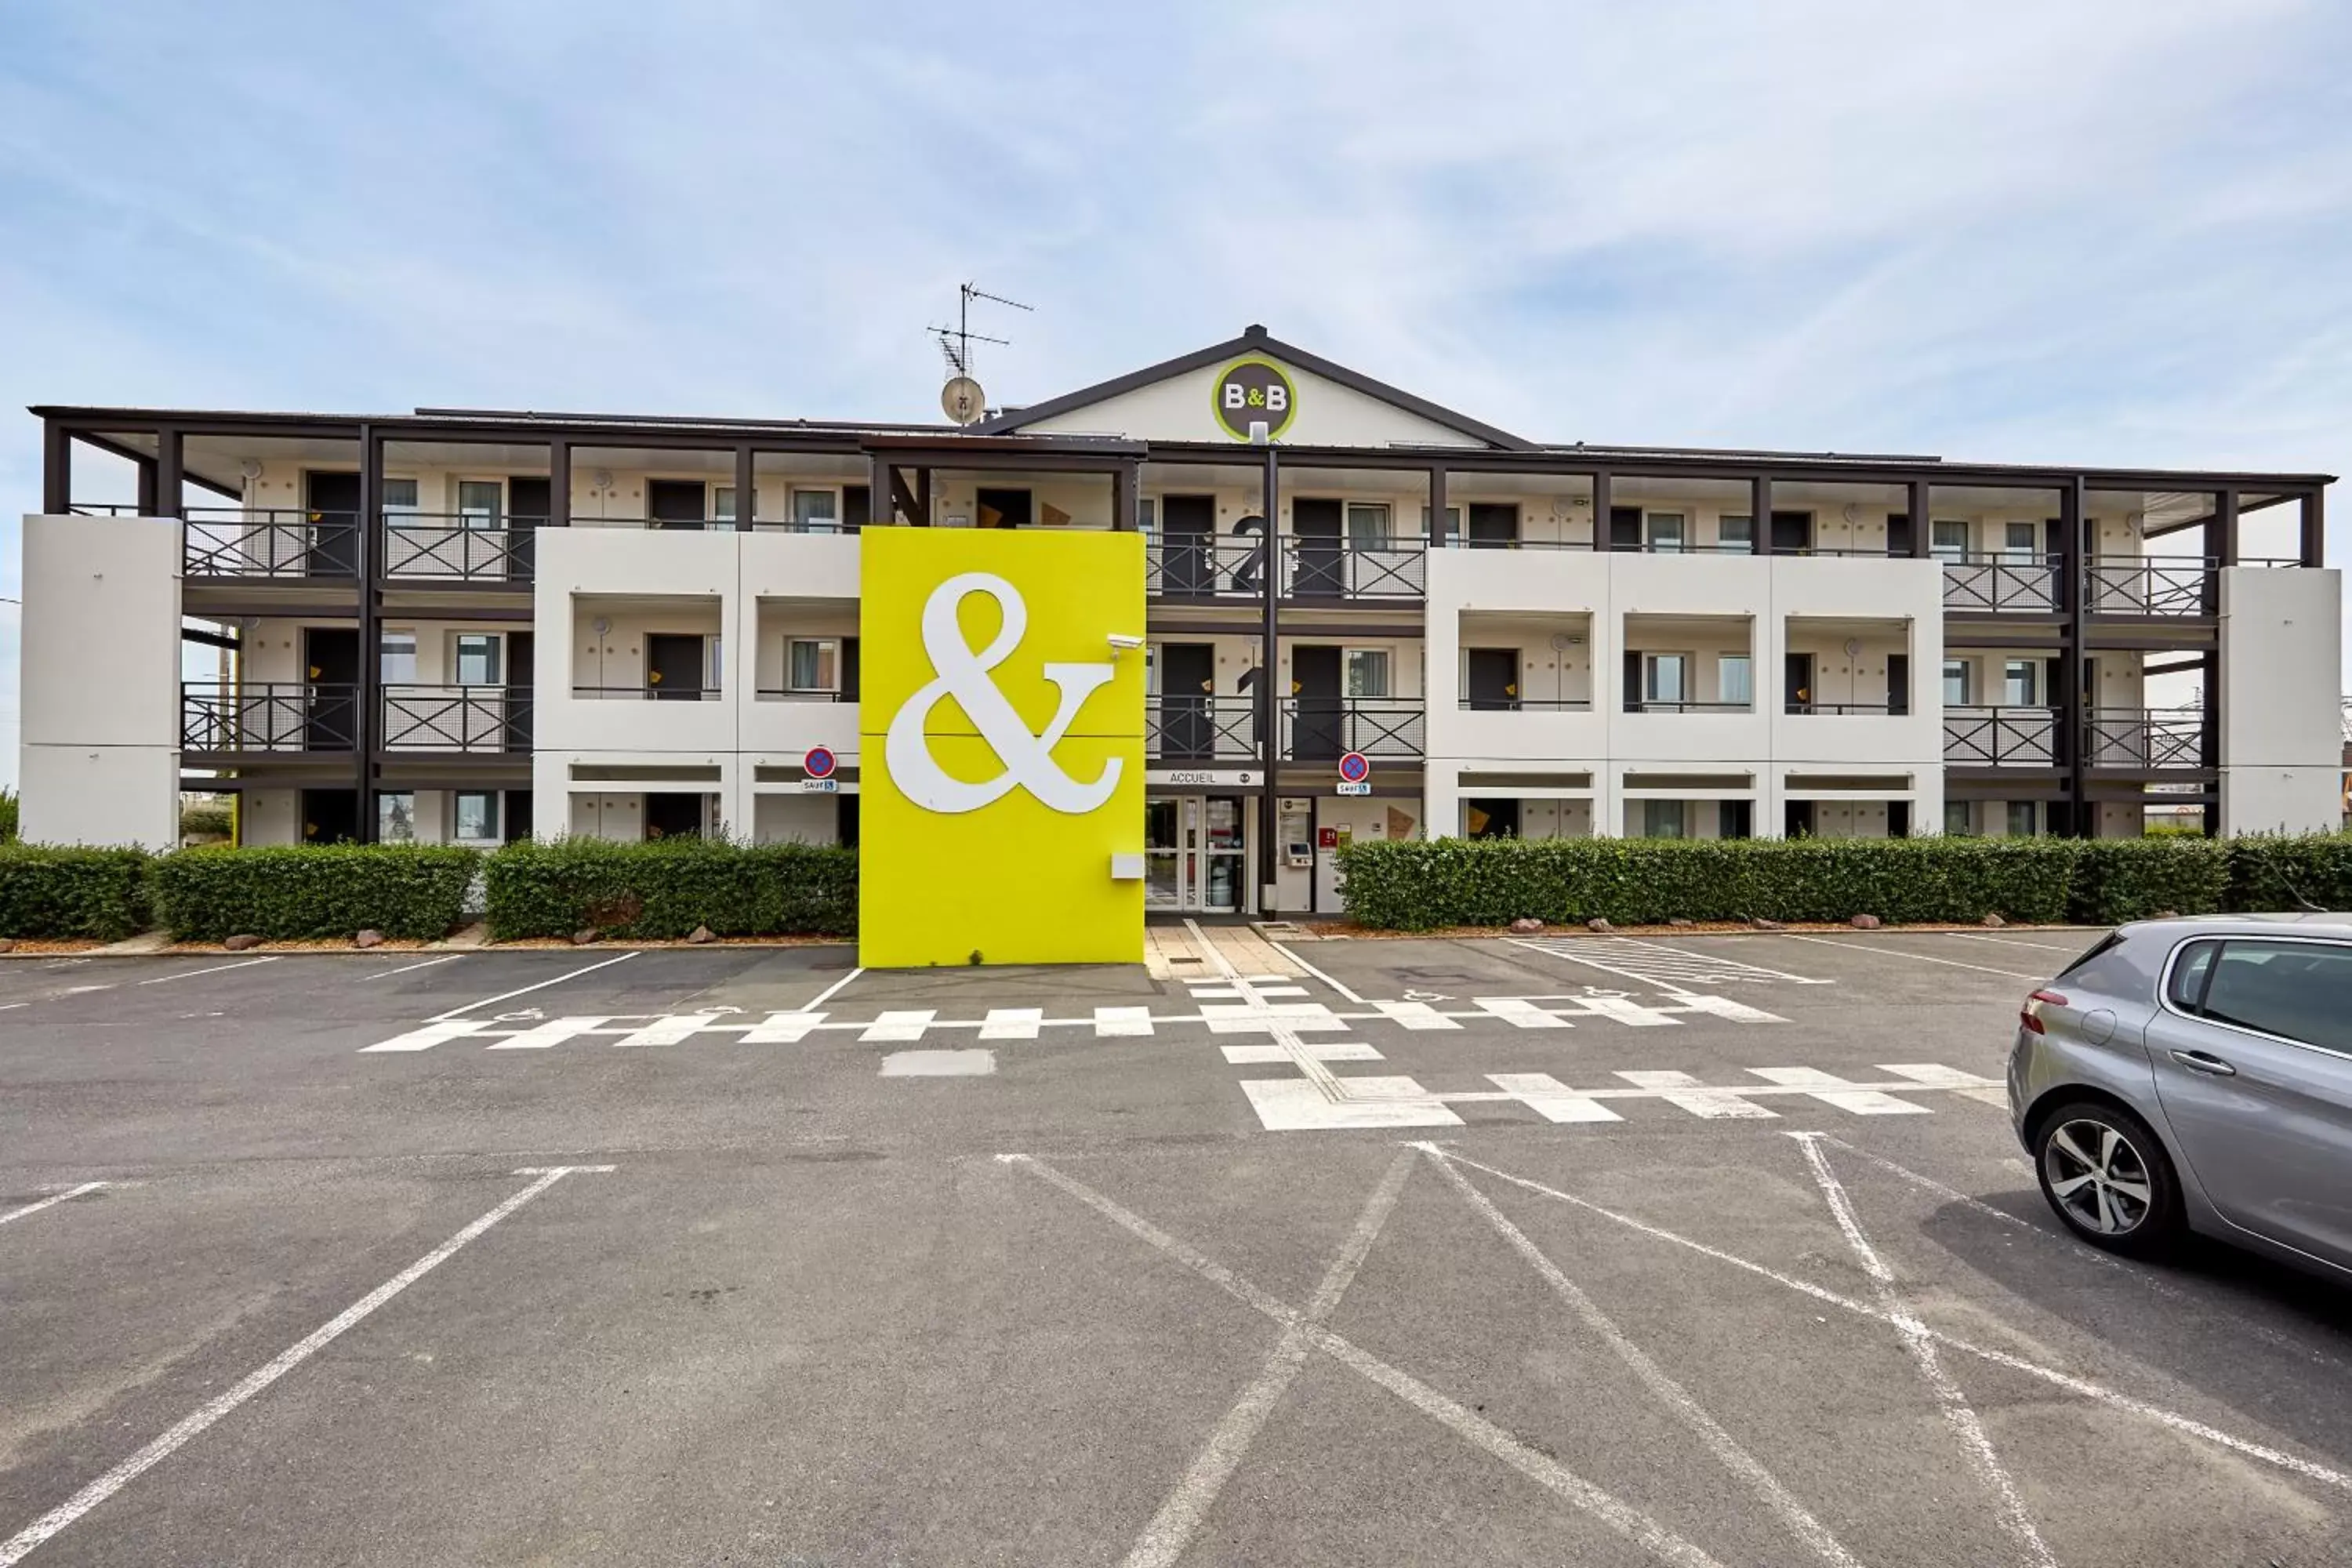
[{"x1": 2170, "y1": 1049, "x2": 2238, "y2": 1077}]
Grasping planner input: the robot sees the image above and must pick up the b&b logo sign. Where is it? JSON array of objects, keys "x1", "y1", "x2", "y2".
[{"x1": 1212, "y1": 357, "x2": 1298, "y2": 441}]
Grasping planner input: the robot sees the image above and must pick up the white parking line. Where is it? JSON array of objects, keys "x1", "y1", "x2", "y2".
[
  {"x1": 1791, "y1": 1134, "x2": 2055, "y2": 1567},
  {"x1": 360, "y1": 955, "x2": 464, "y2": 981},
  {"x1": 1769, "y1": 934, "x2": 2040, "y2": 981},
  {"x1": 135, "y1": 956, "x2": 280, "y2": 985},
  {"x1": 0, "y1": 1181, "x2": 109, "y2": 1227},
  {"x1": 1942, "y1": 932, "x2": 2080, "y2": 954},
  {"x1": 801, "y1": 965, "x2": 865, "y2": 1012},
  {"x1": 0, "y1": 1165, "x2": 612, "y2": 1567},
  {"x1": 1269, "y1": 941, "x2": 1366, "y2": 1005},
  {"x1": 424, "y1": 952, "x2": 638, "y2": 1022}
]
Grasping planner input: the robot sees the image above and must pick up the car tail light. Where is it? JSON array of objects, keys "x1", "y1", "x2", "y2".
[{"x1": 2020, "y1": 989, "x2": 2067, "y2": 1035}]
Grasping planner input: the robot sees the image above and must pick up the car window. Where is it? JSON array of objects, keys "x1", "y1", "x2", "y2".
[
  {"x1": 2055, "y1": 932, "x2": 2126, "y2": 983},
  {"x1": 2165, "y1": 939, "x2": 2218, "y2": 1011},
  {"x1": 2195, "y1": 939, "x2": 2352, "y2": 1051}
]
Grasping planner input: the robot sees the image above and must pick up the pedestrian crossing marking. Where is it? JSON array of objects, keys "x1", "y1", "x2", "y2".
[
  {"x1": 1201, "y1": 1001, "x2": 1346, "y2": 1035},
  {"x1": 1221, "y1": 1041, "x2": 1384, "y2": 1065},
  {"x1": 1612, "y1": 1069, "x2": 1782, "y2": 1120},
  {"x1": 1094, "y1": 1005, "x2": 1154, "y2": 1036},
  {"x1": 1240, "y1": 1077, "x2": 1465, "y2": 1131},
  {"x1": 1372, "y1": 1000, "x2": 1461, "y2": 1030},
  {"x1": 1475, "y1": 997, "x2": 1574, "y2": 1029},
  {"x1": 1486, "y1": 1073, "x2": 1622, "y2": 1123},
  {"x1": 742, "y1": 1011, "x2": 827, "y2": 1044},
  {"x1": 485, "y1": 1016, "x2": 611, "y2": 1051},
  {"x1": 1746, "y1": 1066, "x2": 1933, "y2": 1116},
  {"x1": 978, "y1": 1007, "x2": 1044, "y2": 1040},
  {"x1": 860, "y1": 1010, "x2": 937, "y2": 1043},
  {"x1": 612, "y1": 1014, "x2": 711, "y2": 1049},
  {"x1": 359, "y1": 1019, "x2": 491, "y2": 1054}
]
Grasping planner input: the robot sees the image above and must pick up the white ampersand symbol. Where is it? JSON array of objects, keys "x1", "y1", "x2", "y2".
[{"x1": 885, "y1": 572, "x2": 1123, "y2": 815}]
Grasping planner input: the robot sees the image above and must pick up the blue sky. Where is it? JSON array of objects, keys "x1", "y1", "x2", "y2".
[{"x1": 5, "y1": 0, "x2": 2350, "y2": 787}]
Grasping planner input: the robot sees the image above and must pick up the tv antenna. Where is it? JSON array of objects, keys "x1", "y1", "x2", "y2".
[{"x1": 930, "y1": 282, "x2": 1031, "y2": 424}]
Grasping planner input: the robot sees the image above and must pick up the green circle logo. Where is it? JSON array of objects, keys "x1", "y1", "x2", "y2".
[{"x1": 1212, "y1": 357, "x2": 1298, "y2": 441}]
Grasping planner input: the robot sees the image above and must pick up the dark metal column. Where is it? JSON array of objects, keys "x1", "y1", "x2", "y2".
[
  {"x1": 869, "y1": 455, "x2": 895, "y2": 524},
  {"x1": 2200, "y1": 648, "x2": 2221, "y2": 837},
  {"x1": 154, "y1": 426, "x2": 183, "y2": 518},
  {"x1": 548, "y1": 439, "x2": 571, "y2": 526},
  {"x1": 42, "y1": 420, "x2": 70, "y2": 514},
  {"x1": 1592, "y1": 469, "x2": 1612, "y2": 550},
  {"x1": 2303, "y1": 488, "x2": 2326, "y2": 568},
  {"x1": 1258, "y1": 445, "x2": 1280, "y2": 914},
  {"x1": 2214, "y1": 487, "x2": 2241, "y2": 566},
  {"x1": 734, "y1": 445, "x2": 757, "y2": 529},
  {"x1": 1428, "y1": 464, "x2": 1449, "y2": 546},
  {"x1": 356, "y1": 423, "x2": 382, "y2": 840},
  {"x1": 2060, "y1": 475, "x2": 2087, "y2": 837},
  {"x1": 1908, "y1": 479, "x2": 1932, "y2": 557},
  {"x1": 1755, "y1": 474, "x2": 1775, "y2": 556},
  {"x1": 1111, "y1": 458, "x2": 1139, "y2": 532}
]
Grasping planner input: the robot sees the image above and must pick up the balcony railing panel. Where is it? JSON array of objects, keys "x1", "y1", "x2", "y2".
[
  {"x1": 1146, "y1": 539, "x2": 1268, "y2": 600},
  {"x1": 382, "y1": 685, "x2": 532, "y2": 753},
  {"x1": 2085, "y1": 708, "x2": 2205, "y2": 770},
  {"x1": 1455, "y1": 698, "x2": 1594, "y2": 711},
  {"x1": 183, "y1": 508, "x2": 358, "y2": 579},
  {"x1": 182, "y1": 682, "x2": 356, "y2": 752},
  {"x1": 1942, "y1": 705, "x2": 2058, "y2": 767},
  {"x1": 383, "y1": 516, "x2": 539, "y2": 582},
  {"x1": 1784, "y1": 702, "x2": 1901, "y2": 716},
  {"x1": 1280, "y1": 541, "x2": 1427, "y2": 601},
  {"x1": 2085, "y1": 556, "x2": 2215, "y2": 617},
  {"x1": 1279, "y1": 698, "x2": 1425, "y2": 760},
  {"x1": 1146, "y1": 695, "x2": 1260, "y2": 760},
  {"x1": 570, "y1": 685, "x2": 723, "y2": 701},
  {"x1": 1940, "y1": 554, "x2": 2060, "y2": 614},
  {"x1": 1624, "y1": 700, "x2": 1753, "y2": 715}
]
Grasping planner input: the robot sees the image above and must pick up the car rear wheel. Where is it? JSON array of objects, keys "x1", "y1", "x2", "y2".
[{"x1": 2034, "y1": 1101, "x2": 2182, "y2": 1258}]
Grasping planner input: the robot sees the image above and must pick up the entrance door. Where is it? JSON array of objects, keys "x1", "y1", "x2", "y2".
[
  {"x1": 1291, "y1": 645, "x2": 1343, "y2": 760},
  {"x1": 1160, "y1": 494, "x2": 1215, "y2": 595},
  {"x1": 1145, "y1": 795, "x2": 1248, "y2": 912},
  {"x1": 507, "y1": 476, "x2": 548, "y2": 579},
  {"x1": 1784, "y1": 652, "x2": 1815, "y2": 714},
  {"x1": 1197, "y1": 796, "x2": 1244, "y2": 913},
  {"x1": 648, "y1": 480, "x2": 707, "y2": 531},
  {"x1": 303, "y1": 626, "x2": 358, "y2": 750},
  {"x1": 1466, "y1": 648, "x2": 1519, "y2": 710},
  {"x1": 1160, "y1": 642, "x2": 1214, "y2": 759},
  {"x1": 644, "y1": 793, "x2": 705, "y2": 840},
  {"x1": 301, "y1": 789, "x2": 359, "y2": 845},
  {"x1": 1467, "y1": 503, "x2": 1519, "y2": 548},
  {"x1": 647, "y1": 633, "x2": 704, "y2": 701},
  {"x1": 1291, "y1": 498, "x2": 1343, "y2": 598},
  {"x1": 304, "y1": 472, "x2": 361, "y2": 575},
  {"x1": 1144, "y1": 797, "x2": 1182, "y2": 909},
  {"x1": 1771, "y1": 510, "x2": 1813, "y2": 554}
]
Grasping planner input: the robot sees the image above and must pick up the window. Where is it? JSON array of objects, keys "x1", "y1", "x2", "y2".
[
  {"x1": 2187, "y1": 939, "x2": 2352, "y2": 1051},
  {"x1": 455, "y1": 633, "x2": 502, "y2": 686},
  {"x1": 379, "y1": 631, "x2": 418, "y2": 684},
  {"x1": 1718, "y1": 654, "x2": 1752, "y2": 708},
  {"x1": 382, "y1": 478, "x2": 420, "y2": 521},
  {"x1": 1717, "y1": 514, "x2": 1754, "y2": 554},
  {"x1": 2003, "y1": 659, "x2": 2040, "y2": 706},
  {"x1": 1645, "y1": 512, "x2": 1686, "y2": 553},
  {"x1": 454, "y1": 791, "x2": 500, "y2": 843},
  {"x1": 1345, "y1": 648, "x2": 1390, "y2": 699},
  {"x1": 1944, "y1": 800, "x2": 1974, "y2": 836},
  {"x1": 792, "y1": 488, "x2": 838, "y2": 534},
  {"x1": 2165, "y1": 939, "x2": 2219, "y2": 1010},
  {"x1": 788, "y1": 637, "x2": 838, "y2": 692},
  {"x1": 376, "y1": 792, "x2": 416, "y2": 844},
  {"x1": 1346, "y1": 503, "x2": 1391, "y2": 550},
  {"x1": 2006, "y1": 800, "x2": 2040, "y2": 837},
  {"x1": 1931, "y1": 520, "x2": 1969, "y2": 561},
  {"x1": 1943, "y1": 659, "x2": 1973, "y2": 705},
  {"x1": 1642, "y1": 800, "x2": 1686, "y2": 839},
  {"x1": 1420, "y1": 504, "x2": 1463, "y2": 541},
  {"x1": 2001, "y1": 521, "x2": 2038, "y2": 564},
  {"x1": 713, "y1": 486, "x2": 739, "y2": 528},
  {"x1": 1138, "y1": 498, "x2": 1157, "y2": 543},
  {"x1": 457, "y1": 480, "x2": 501, "y2": 530},
  {"x1": 1645, "y1": 653, "x2": 1687, "y2": 706}
]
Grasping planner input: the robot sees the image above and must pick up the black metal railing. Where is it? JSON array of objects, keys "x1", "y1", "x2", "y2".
[
  {"x1": 381, "y1": 685, "x2": 532, "y2": 753},
  {"x1": 1942, "y1": 706, "x2": 2059, "y2": 767},
  {"x1": 1940, "y1": 553, "x2": 2061, "y2": 613},
  {"x1": 1623, "y1": 699, "x2": 1754, "y2": 714},
  {"x1": 752, "y1": 688, "x2": 856, "y2": 702},
  {"x1": 2085, "y1": 708, "x2": 2205, "y2": 769},
  {"x1": 1146, "y1": 538, "x2": 1269, "y2": 599},
  {"x1": 1146, "y1": 695, "x2": 1260, "y2": 760},
  {"x1": 181, "y1": 681, "x2": 357, "y2": 751},
  {"x1": 1280, "y1": 540, "x2": 1427, "y2": 600},
  {"x1": 1455, "y1": 697, "x2": 1594, "y2": 711},
  {"x1": 1784, "y1": 701, "x2": 1900, "y2": 716},
  {"x1": 571, "y1": 684, "x2": 723, "y2": 701},
  {"x1": 183, "y1": 507, "x2": 359, "y2": 579},
  {"x1": 2084, "y1": 557, "x2": 2215, "y2": 617},
  {"x1": 382, "y1": 515, "x2": 541, "y2": 582},
  {"x1": 1279, "y1": 698, "x2": 1425, "y2": 759}
]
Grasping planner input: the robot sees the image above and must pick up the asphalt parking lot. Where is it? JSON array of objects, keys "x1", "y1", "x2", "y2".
[{"x1": 4, "y1": 927, "x2": 2350, "y2": 1566}]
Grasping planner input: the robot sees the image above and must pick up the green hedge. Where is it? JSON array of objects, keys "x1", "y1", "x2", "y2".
[
  {"x1": 1332, "y1": 833, "x2": 2352, "y2": 931},
  {"x1": 0, "y1": 846, "x2": 151, "y2": 939},
  {"x1": 151, "y1": 844, "x2": 480, "y2": 941},
  {"x1": 482, "y1": 837, "x2": 857, "y2": 941}
]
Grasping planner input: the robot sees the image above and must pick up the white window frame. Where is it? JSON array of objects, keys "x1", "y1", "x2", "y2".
[
  {"x1": 790, "y1": 488, "x2": 840, "y2": 535},
  {"x1": 1944, "y1": 799, "x2": 1974, "y2": 837},
  {"x1": 1344, "y1": 647, "x2": 1392, "y2": 699},
  {"x1": 453, "y1": 632, "x2": 503, "y2": 687},
  {"x1": 455, "y1": 478, "x2": 503, "y2": 531},
  {"x1": 1715, "y1": 514, "x2": 1753, "y2": 554},
  {"x1": 1931, "y1": 520, "x2": 1969, "y2": 561},
  {"x1": 382, "y1": 477, "x2": 422, "y2": 521},
  {"x1": 787, "y1": 637, "x2": 840, "y2": 694},
  {"x1": 1345, "y1": 502, "x2": 1392, "y2": 550},
  {"x1": 2003, "y1": 659, "x2": 2041, "y2": 706},
  {"x1": 1942, "y1": 658, "x2": 1972, "y2": 705},
  {"x1": 379, "y1": 630, "x2": 419, "y2": 684},
  {"x1": 1644, "y1": 652, "x2": 1689, "y2": 706},
  {"x1": 453, "y1": 790, "x2": 502, "y2": 845},
  {"x1": 2001, "y1": 521, "x2": 2038, "y2": 564},
  {"x1": 377, "y1": 791, "x2": 417, "y2": 844},
  {"x1": 1644, "y1": 511, "x2": 1687, "y2": 553},
  {"x1": 1717, "y1": 652, "x2": 1752, "y2": 709},
  {"x1": 2005, "y1": 800, "x2": 2041, "y2": 837},
  {"x1": 1642, "y1": 800, "x2": 1686, "y2": 839}
]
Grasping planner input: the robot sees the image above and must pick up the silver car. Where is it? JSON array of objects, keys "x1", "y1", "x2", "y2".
[{"x1": 2009, "y1": 915, "x2": 2352, "y2": 1278}]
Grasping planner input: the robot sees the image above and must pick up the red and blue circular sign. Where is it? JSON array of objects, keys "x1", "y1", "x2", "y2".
[
  {"x1": 804, "y1": 746, "x2": 837, "y2": 780},
  {"x1": 1337, "y1": 750, "x2": 1371, "y2": 784}
]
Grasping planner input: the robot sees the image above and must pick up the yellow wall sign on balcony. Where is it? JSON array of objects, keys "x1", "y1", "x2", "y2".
[{"x1": 859, "y1": 528, "x2": 1146, "y2": 967}]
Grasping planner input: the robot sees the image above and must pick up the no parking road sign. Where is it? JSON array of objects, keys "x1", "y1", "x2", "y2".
[
  {"x1": 1337, "y1": 750, "x2": 1372, "y2": 795},
  {"x1": 802, "y1": 746, "x2": 839, "y2": 793}
]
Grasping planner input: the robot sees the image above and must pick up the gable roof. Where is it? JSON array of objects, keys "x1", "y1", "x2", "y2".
[{"x1": 970, "y1": 324, "x2": 1533, "y2": 450}]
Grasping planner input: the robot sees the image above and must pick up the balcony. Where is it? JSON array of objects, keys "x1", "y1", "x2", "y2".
[
  {"x1": 1942, "y1": 706, "x2": 2058, "y2": 767},
  {"x1": 1279, "y1": 698, "x2": 1424, "y2": 760},
  {"x1": 183, "y1": 508, "x2": 358, "y2": 579},
  {"x1": 382, "y1": 685, "x2": 532, "y2": 753},
  {"x1": 383, "y1": 514, "x2": 538, "y2": 583},
  {"x1": 1280, "y1": 539, "x2": 1426, "y2": 601},
  {"x1": 2084, "y1": 557, "x2": 2213, "y2": 618},
  {"x1": 1147, "y1": 539, "x2": 1267, "y2": 601},
  {"x1": 1940, "y1": 554, "x2": 2059, "y2": 615},
  {"x1": 1147, "y1": 695, "x2": 1260, "y2": 760},
  {"x1": 2085, "y1": 708, "x2": 2205, "y2": 770},
  {"x1": 181, "y1": 681, "x2": 355, "y2": 752}
]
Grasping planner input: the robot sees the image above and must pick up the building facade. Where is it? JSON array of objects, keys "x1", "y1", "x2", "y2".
[{"x1": 20, "y1": 325, "x2": 2342, "y2": 916}]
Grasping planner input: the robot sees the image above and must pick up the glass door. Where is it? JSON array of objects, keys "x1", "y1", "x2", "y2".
[
  {"x1": 1144, "y1": 797, "x2": 1182, "y2": 909},
  {"x1": 1200, "y1": 797, "x2": 1244, "y2": 913}
]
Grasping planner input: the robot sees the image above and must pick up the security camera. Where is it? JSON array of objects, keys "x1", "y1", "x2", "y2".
[{"x1": 1107, "y1": 633, "x2": 1145, "y2": 653}]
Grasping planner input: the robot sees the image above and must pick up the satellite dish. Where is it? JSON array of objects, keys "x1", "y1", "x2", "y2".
[{"x1": 942, "y1": 376, "x2": 986, "y2": 425}]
